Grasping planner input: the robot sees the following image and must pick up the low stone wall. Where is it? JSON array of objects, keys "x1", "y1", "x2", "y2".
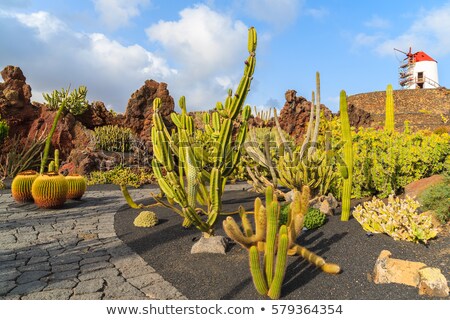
[{"x1": 347, "y1": 88, "x2": 450, "y2": 131}]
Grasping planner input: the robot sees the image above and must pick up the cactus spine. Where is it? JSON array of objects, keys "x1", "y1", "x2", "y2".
[
  {"x1": 385, "y1": 84, "x2": 395, "y2": 133},
  {"x1": 223, "y1": 186, "x2": 340, "y2": 299},
  {"x1": 339, "y1": 90, "x2": 353, "y2": 221},
  {"x1": 11, "y1": 170, "x2": 38, "y2": 202}
]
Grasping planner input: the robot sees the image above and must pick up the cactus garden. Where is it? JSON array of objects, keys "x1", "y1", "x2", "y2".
[{"x1": 1, "y1": 12, "x2": 449, "y2": 302}]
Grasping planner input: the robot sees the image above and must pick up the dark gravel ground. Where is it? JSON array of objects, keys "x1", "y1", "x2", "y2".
[{"x1": 114, "y1": 188, "x2": 450, "y2": 300}]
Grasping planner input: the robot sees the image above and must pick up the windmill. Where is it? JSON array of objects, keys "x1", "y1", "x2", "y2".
[{"x1": 395, "y1": 47, "x2": 440, "y2": 89}]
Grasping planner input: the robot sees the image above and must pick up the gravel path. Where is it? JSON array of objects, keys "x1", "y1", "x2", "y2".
[{"x1": 0, "y1": 185, "x2": 185, "y2": 300}]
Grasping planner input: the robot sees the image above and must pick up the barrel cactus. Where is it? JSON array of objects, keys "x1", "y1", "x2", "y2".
[
  {"x1": 65, "y1": 174, "x2": 87, "y2": 200},
  {"x1": 11, "y1": 170, "x2": 39, "y2": 203},
  {"x1": 31, "y1": 172, "x2": 68, "y2": 208},
  {"x1": 133, "y1": 211, "x2": 159, "y2": 228}
]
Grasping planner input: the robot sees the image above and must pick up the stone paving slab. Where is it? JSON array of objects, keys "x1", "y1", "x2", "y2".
[{"x1": 0, "y1": 187, "x2": 187, "y2": 300}]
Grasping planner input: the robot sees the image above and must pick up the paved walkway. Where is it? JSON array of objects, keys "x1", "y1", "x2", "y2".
[{"x1": 0, "y1": 187, "x2": 186, "y2": 300}]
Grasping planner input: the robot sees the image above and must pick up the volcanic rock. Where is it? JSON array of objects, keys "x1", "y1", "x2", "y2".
[
  {"x1": 277, "y1": 90, "x2": 332, "y2": 143},
  {"x1": 123, "y1": 80, "x2": 175, "y2": 145},
  {"x1": 0, "y1": 65, "x2": 39, "y2": 138}
]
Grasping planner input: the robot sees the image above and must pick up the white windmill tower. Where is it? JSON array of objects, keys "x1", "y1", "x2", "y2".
[{"x1": 396, "y1": 48, "x2": 440, "y2": 89}]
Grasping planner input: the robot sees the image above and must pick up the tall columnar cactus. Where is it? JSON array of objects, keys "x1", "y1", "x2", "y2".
[
  {"x1": 147, "y1": 27, "x2": 257, "y2": 237},
  {"x1": 223, "y1": 186, "x2": 340, "y2": 299},
  {"x1": 339, "y1": 90, "x2": 353, "y2": 221},
  {"x1": 385, "y1": 84, "x2": 395, "y2": 133}
]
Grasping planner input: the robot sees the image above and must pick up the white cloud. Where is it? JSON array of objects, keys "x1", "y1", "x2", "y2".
[
  {"x1": 355, "y1": 3, "x2": 450, "y2": 58},
  {"x1": 146, "y1": 4, "x2": 249, "y2": 110},
  {"x1": 1, "y1": 10, "x2": 66, "y2": 41},
  {"x1": 364, "y1": 15, "x2": 390, "y2": 29},
  {"x1": 92, "y1": 0, "x2": 149, "y2": 29},
  {"x1": 0, "y1": 9, "x2": 175, "y2": 112},
  {"x1": 242, "y1": 0, "x2": 303, "y2": 29}
]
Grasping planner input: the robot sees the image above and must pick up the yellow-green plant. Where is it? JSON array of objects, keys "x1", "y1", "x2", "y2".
[
  {"x1": 352, "y1": 128, "x2": 450, "y2": 198},
  {"x1": 223, "y1": 186, "x2": 340, "y2": 299},
  {"x1": 65, "y1": 174, "x2": 87, "y2": 200},
  {"x1": 384, "y1": 84, "x2": 395, "y2": 133},
  {"x1": 339, "y1": 90, "x2": 353, "y2": 221},
  {"x1": 147, "y1": 27, "x2": 257, "y2": 237},
  {"x1": 245, "y1": 72, "x2": 339, "y2": 198},
  {"x1": 134, "y1": 211, "x2": 159, "y2": 227},
  {"x1": 93, "y1": 125, "x2": 135, "y2": 152},
  {"x1": 353, "y1": 195, "x2": 439, "y2": 244},
  {"x1": 31, "y1": 172, "x2": 69, "y2": 208},
  {"x1": 11, "y1": 170, "x2": 38, "y2": 202}
]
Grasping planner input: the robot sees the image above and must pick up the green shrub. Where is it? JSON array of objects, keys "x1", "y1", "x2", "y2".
[
  {"x1": 352, "y1": 195, "x2": 439, "y2": 244},
  {"x1": 93, "y1": 125, "x2": 135, "y2": 152},
  {"x1": 279, "y1": 204, "x2": 326, "y2": 230},
  {"x1": 87, "y1": 166, "x2": 154, "y2": 187},
  {"x1": 419, "y1": 176, "x2": 450, "y2": 224},
  {"x1": 303, "y1": 208, "x2": 326, "y2": 230},
  {"x1": 352, "y1": 128, "x2": 450, "y2": 198}
]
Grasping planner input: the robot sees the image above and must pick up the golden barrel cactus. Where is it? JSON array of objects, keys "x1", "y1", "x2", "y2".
[
  {"x1": 65, "y1": 174, "x2": 87, "y2": 200},
  {"x1": 31, "y1": 173, "x2": 68, "y2": 208},
  {"x1": 11, "y1": 170, "x2": 39, "y2": 203}
]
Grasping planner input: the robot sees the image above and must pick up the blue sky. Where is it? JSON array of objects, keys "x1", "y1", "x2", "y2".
[{"x1": 1, "y1": 0, "x2": 449, "y2": 113}]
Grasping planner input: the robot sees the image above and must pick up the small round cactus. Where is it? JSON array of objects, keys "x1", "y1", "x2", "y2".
[
  {"x1": 133, "y1": 211, "x2": 159, "y2": 228},
  {"x1": 32, "y1": 172, "x2": 68, "y2": 209},
  {"x1": 11, "y1": 170, "x2": 39, "y2": 203},
  {"x1": 65, "y1": 174, "x2": 87, "y2": 200}
]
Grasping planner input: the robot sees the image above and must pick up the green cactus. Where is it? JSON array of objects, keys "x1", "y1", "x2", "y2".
[
  {"x1": 11, "y1": 170, "x2": 38, "y2": 202},
  {"x1": 385, "y1": 84, "x2": 395, "y2": 133},
  {"x1": 54, "y1": 149, "x2": 60, "y2": 172},
  {"x1": 65, "y1": 174, "x2": 87, "y2": 200},
  {"x1": 134, "y1": 211, "x2": 159, "y2": 228},
  {"x1": 223, "y1": 186, "x2": 340, "y2": 299},
  {"x1": 245, "y1": 72, "x2": 337, "y2": 198},
  {"x1": 339, "y1": 90, "x2": 353, "y2": 221},
  {"x1": 31, "y1": 172, "x2": 69, "y2": 208},
  {"x1": 93, "y1": 125, "x2": 135, "y2": 152},
  {"x1": 144, "y1": 27, "x2": 257, "y2": 237}
]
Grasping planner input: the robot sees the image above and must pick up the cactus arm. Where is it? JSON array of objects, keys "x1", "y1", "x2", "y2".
[
  {"x1": 249, "y1": 246, "x2": 269, "y2": 295},
  {"x1": 339, "y1": 90, "x2": 353, "y2": 221},
  {"x1": 54, "y1": 149, "x2": 60, "y2": 171},
  {"x1": 289, "y1": 244, "x2": 340, "y2": 274},
  {"x1": 239, "y1": 207, "x2": 254, "y2": 237},
  {"x1": 267, "y1": 225, "x2": 288, "y2": 300},
  {"x1": 119, "y1": 185, "x2": 143, "y2": 209},
  {"x1": 311, "y1": 72, "x2": 321, "y2": 151}
]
